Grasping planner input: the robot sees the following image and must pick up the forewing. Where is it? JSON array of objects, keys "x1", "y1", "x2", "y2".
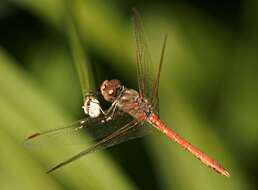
[
  {"x1": 132, "y1": 9, "x2": 167, "y2": 115},
  {"x1": 132, "y1": 8, "x2": 155, "y2": 100},
  {"x1": 24, "y1": 112, "x2": 129, "y2": 148},
  {"x1": 24, "y1": 111, "x2": 151, "y2": 149}
]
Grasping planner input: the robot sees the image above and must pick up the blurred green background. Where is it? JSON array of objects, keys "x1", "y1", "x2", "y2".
[{"x1": 1, "y1": 0, "x2": 258, "y2": 190}]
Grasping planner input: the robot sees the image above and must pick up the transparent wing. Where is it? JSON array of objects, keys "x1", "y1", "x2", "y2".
[
  {"x1": 46, "y1": 119, "x2": 142, "y2": 173},
  {"x1": 132, "y1": 8, "x2": 155, "y2": 100},
  {"x1": 24, "y1": 116, "x2": 103, "y2": 148},
  {"x1": 24, "y1": 110, "x2": 152, "y2": 149},
  {"x1": 132, "y1": 9, "x2": 167, "y2": 114}
]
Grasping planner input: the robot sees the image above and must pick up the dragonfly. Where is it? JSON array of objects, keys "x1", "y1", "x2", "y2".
[{"x1": 25, "y1": 8, "x2": 230, "y2": 177}]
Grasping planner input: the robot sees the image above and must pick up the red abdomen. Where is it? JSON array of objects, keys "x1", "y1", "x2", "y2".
[{"x1": 148, "y1": 114, "x2": 230, "y2": 177}]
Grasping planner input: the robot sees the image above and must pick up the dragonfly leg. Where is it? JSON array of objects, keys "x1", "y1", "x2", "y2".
[
  {"x1": 99, "y1": 105, "x2": 106, "y2": 115},
  {"x1": 100, "y1": 101, "x2": 119, "y2": 122},
  {"x1": 102, "y1": 86, "x2": 125, "y2": 120}
]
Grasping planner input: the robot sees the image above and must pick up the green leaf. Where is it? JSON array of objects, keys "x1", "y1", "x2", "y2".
[{"x1": 65, "y1": 2, "x2": 95, "y2": 97}]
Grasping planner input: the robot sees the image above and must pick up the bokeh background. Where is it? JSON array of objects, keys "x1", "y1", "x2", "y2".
[{"x1": 1, "y1": 0, "x2": 258, "y2": 190}]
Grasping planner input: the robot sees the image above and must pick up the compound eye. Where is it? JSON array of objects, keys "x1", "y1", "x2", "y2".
[{"x1": 100, "y1": 79, "x2": 121, "y2": 102}]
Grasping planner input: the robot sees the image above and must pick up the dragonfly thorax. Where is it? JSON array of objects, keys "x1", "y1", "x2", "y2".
[{"x1": 117, "y1": 88, "x2": 153, "y2": 121}]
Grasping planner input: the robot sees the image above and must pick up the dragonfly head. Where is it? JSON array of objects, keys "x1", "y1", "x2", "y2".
[{"x1": 100, "y1": 79, "x2": 122, "y2": 102}]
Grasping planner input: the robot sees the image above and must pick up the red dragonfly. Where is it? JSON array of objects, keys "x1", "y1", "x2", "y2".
[{"x1": 25, "y1": 8, "x2": 230, "y2": 177}]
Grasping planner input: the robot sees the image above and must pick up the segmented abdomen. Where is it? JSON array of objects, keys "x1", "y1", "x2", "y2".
[{"x1": 148, "y1": 114, "x2": 230, "y2": 177}]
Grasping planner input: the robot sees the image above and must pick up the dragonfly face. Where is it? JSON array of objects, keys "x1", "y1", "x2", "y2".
[{"x1": 100, "y1": 79, "x2": 123, "y2": 102}]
